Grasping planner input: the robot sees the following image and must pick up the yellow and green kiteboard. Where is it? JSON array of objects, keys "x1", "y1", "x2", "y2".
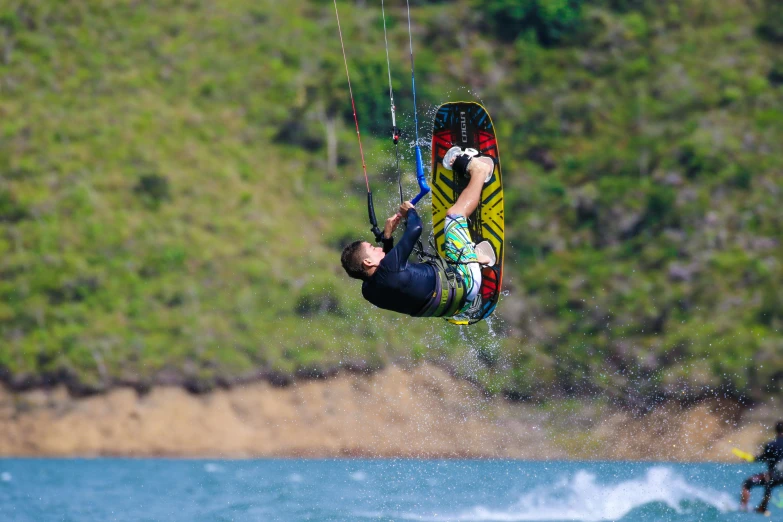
[{"x1": 430, "y1": 102, "x2": 504, "y2": 325}]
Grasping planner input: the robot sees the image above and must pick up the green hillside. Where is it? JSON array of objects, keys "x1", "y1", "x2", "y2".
[{"x1": 1, "y1": 0, "x2": 782, "y2": 403}]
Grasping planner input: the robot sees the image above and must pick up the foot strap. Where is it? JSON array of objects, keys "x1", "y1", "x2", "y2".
[
  {"x1": 451, "y1": 152, "x2": 474, "y2": 176},
  {"x1": 450, "y1": 148, "x2": 497, "y2": 180}
]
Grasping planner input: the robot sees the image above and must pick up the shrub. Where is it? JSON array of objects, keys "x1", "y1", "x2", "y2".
[
  {"x1": 645, "y1": 185, "x2": 677, "y2": 227},
  {"x1": 481, "y1": 0, "x2": 586, "y2": 46},
  {"x1": 758, "y1": 0, "x2": 783, "y2": 42},
  {"x1": 295, "y1": 285, "x2": 343, "y2": 317},
  {"x1": 134, "y1": 174, "x2": 171, "y2": 208},
  {"x1": 590, "y1": 0, "x2": 652, "y2": 13},
  {"x1": 0, "y1": 190, "x2": 28, "y2": 222},
  {"x1": 768, "y1": 58, "x2": 783, "y2": 86}
]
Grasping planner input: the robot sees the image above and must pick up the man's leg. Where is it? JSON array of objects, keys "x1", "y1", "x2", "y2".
[
  {"x1": 741, "y1": 486, "x2": 751, "y2": 510},
  {"x1": 741, "y1": 473, "x2": 765, "y2": 511},
  {"x1": 446, "y1": 157, "x2": 494, "y2": 265},
  {"x1": 446, "y1": 158, "x2": 493, "y2": 218},
  {"x1": 759, "y1": 482, "x2": 772, "y2": 513},
  {"x1": 758, "y1": 475, "x2": 783, "y2": 513}
]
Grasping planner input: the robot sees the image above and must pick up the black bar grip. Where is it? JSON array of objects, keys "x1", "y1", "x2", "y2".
[{"x1": 367, "y1": 191, "x2": 384, "y2": 244}]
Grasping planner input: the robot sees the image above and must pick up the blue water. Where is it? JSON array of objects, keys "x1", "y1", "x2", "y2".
[{"x1": 0, "y1": 459, "x2": 775, "y2": 521}]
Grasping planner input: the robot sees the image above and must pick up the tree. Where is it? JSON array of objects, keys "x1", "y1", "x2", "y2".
[{"x1": 481, "y1": 0, "x2": 585, "y2": 46}]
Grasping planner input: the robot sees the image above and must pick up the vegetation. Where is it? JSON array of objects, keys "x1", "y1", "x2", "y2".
[{"x1": 1, "y1": 0, "x2": 781, "y2": 405}]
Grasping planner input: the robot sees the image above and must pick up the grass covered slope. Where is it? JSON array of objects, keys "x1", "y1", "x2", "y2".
[
  {"x1": 0, "y1": 0, "x2": 782, "y2": 403},
  {"x1": 0, "y1": 0, "x2": 440, "y2": 391},
  {"x1": 484, "y1": 0, "x2": 783, "y2": 401}
]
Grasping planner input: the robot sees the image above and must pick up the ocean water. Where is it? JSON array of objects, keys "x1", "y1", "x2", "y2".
[{"x1": 0, "y1": 459, "x2": 775, "y2": 522}]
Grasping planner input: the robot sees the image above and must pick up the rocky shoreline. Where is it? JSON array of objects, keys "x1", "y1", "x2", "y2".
[{"x1": 0, "y1": 364, "x2": 776, "y2": 459}]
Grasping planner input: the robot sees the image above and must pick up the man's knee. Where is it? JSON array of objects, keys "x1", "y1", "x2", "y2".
[{"x1": 744, "y1": 474, "x2": 766, "y2": 489}]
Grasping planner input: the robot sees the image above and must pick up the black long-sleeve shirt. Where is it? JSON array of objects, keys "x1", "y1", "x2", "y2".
[
  {"x1": 362, "y1": 209, "x2": 437, "y2": 316},
  {"x1": 756, "y1": 436, "x2": 783, "y2": 477}
]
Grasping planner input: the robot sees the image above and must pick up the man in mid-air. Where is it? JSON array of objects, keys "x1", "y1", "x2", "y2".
[
  {"x1": 740, "y1": 421, "x2": 783, "y2": 515},
  {"x1": 340, "y1": 148, "x2": 496, "y2": 320}
]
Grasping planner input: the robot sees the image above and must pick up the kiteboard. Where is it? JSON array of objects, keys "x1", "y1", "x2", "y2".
[{"x1": 431, "y1": 102, "x2": 504, "y2": 325}]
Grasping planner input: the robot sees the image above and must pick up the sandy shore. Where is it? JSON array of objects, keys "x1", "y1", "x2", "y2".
[{"x1": 0, "y1": 364, "x2": 775, "y2": 459}]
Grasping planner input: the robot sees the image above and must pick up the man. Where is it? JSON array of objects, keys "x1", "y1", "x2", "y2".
[
  {"x1": 340, "y1": 147, "x2": 496, "y2": 319},
  {"x1": 740, "y1": 421, "x2": 783, "y2": 515}
]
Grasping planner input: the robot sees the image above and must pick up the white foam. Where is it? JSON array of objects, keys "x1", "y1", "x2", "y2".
[
  {"x1": 350, "y1": 471, "x2": 367, "y2": 482},
  {"x1": 0, "y1": 472, "x2": 10, "y2": 482},
  {"x1": 288, "y1": 473, "x2": 303, "y2": 483},
  {"x1": 203, "y1": 463, "x2": 223, "y2": 473},
  {"x1": 395, "y1": 467, "x2": 736, "y2": 521}
]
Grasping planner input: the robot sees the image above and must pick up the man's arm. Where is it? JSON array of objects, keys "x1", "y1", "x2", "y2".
[
  {"x1": 382, "y1": 236, "x2": 394, "y2": 253},
  {"x1": 383, "y1": 203, "x2": 422, "y2": 270},
  {"x1": 757, "y1": 442, "x2": 773, "y2": 462},
  {"x1": 382, "y1": 213, "x2": 401, "y2": 253}
]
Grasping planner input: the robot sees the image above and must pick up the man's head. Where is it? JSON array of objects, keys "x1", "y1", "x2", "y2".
[
  {"x1": 341, "y1": 240, "x2": 385, "y2": 280},
  {"x1": 776, "y1": 421, "x2": 783, "y2": 436}
]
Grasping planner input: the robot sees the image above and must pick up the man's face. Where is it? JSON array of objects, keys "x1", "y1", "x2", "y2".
[{"x1": 362, "y1": 241, "x2": 385, "y2": 269}]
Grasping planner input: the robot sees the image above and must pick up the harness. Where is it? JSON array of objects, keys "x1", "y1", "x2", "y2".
[{"x1": 415, "y1": 255, "x2": 467, "y2": 318}]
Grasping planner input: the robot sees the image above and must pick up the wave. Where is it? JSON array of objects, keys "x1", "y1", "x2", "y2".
[
  {"x1": 350, "y1": 470, "x2": 368, "y2": 482},
  {"x1": 391, "y1": 466, "x2": 736, "y2": 522},
  {"x1": 203, "y1": 463, "x2": 224, "y2": 473}
]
